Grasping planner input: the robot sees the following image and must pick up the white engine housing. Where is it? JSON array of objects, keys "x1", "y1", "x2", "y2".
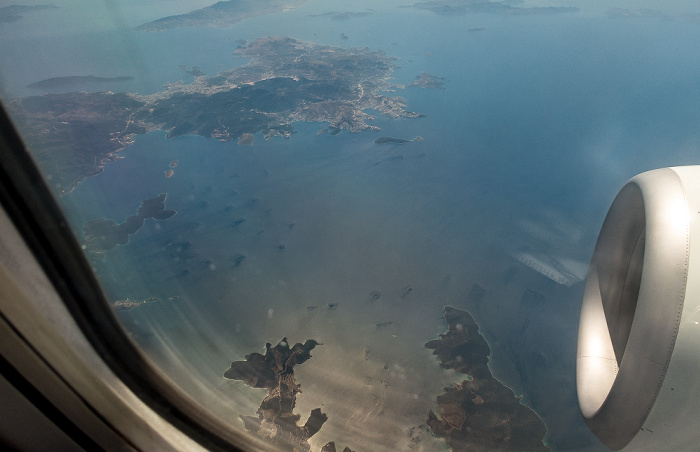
[{"x1": 577, "y1": 166, "x2": 700, "y2": 450}]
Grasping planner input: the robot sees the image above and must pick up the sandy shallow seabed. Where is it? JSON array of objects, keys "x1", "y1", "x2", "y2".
[{"x1": 98, "y1": 123, "x2": 570, "y2": 450}]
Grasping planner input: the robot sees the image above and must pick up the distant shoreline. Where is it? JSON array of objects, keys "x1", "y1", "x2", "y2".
[{"x1": 27, "y1": 75, "x2": 133, "y2": 90}]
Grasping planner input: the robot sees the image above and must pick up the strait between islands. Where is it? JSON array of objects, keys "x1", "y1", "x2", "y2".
[{"x1": 223, "y1": 306, "x2": 548, "y2": 452}]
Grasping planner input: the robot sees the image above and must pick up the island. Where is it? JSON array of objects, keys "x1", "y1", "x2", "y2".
[
  {"x1": 238, "y1": 132, "x2": 255, "y2": 146},
  {"x1": 137, "y1": 193, "x2": 177, "y2": 219},
  {"x1": 82, "y1": 193, "x2": 176, "y2": 256},
  {"x1": 409, "y1": 73, "x2": 446, "y2": 90},
  {"x1": 136, "y1": 0, "x2": 310, "y2": 31},
  {"x1": 309, "y1": 11, "x2": 372, "y2": 21},
  {"x1": 224, "y1": 338, "x2": 328, "y2": 451},
  {"x1": 10, "y1": 36, "x2": 422, "y2": 195},
  {"x1": 27, "y1": 75, "x2": 133, "y2": 91},
  {"x1": 179, "y1": 65, "x2": 206, "y2": 76},
  {"x1": 111, "y1": 296, "x2": 158, "y2": 311},
  {"x1": 374, "y1": 136, "x2": 422, "y2": 144},
  {"x1": 607, "y1": 8, "x2": 667, "y2": 19},
  {"x1": 425, "y1": 307, "x2": 549, "y2": 451},
  {"x1": 411, "y1": 0, "x2": 578, "y2": 15},
  {"x1": 0, "y1": 4, "x2": 58, "y2": 23}
]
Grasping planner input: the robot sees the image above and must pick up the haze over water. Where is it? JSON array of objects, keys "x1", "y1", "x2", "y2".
[{"x1": 3, "y1": 1, "x2": 700, "y2": 450}]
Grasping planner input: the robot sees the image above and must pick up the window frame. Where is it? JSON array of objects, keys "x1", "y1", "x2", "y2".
[{"x1": 0, "y1": 101, "x2": 271, "y2": 451}]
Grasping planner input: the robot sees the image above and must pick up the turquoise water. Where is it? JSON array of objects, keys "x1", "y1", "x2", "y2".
[{"x1": 4, "y1": 1, "x2": 700, "y2": 450}]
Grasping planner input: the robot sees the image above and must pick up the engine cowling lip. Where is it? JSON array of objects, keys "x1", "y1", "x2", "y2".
[{"x1": 577, "y1": 168, "x2": 690, "y2": 451}]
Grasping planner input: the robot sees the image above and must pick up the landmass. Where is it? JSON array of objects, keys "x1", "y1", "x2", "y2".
[
  {"x1": 374, "y1": 136, "x2": 422, "y2": 144},
  {"x1": 425, "y1": 307, "x2": 549, "y2": 451},
  {"x1": 137, "y1": 193, "x2": 177, "y2": 219},
  {"x1": 0, "y1": 4, "x2": 58, "y2": 23},
  {"x1": 605, "y1": 8, "x2": 700, "y2": 22},
  {"x1": 179, "y1": 65, "x2": 206, "y2": 77},
  {"x1": 27, "y1": 75, "x2": 133, "y2": 91},
  {"x1": 136, "y1": 0, "x2": 310, "y2": 31},
  {"x1": 9, "y1": 36, "x2": 421, "y2": 195},
  {"x1": 238, "y1": 132, "x2": 255, "y2": 145},
  {"x1": 8, "y1": 91, "x2": 147, "y2": 194},
  {"x1": 224, "y1": 338, "x2": 328, "y2": 451},
  {"x1": 82, "y1": 193, "x2": 176, "y2": 256},
  {"x1": 310, "y1": 11, "x2": 372, "y2": 21},
  {"x1": 411, "y1": 0, "x2": 578, "y2": 15},
  {"x1": 409, "y1": 73, "x2": 446, "y2": 89},
  {"x1": 112, "y1": 296, "x2": 158, "y2": 311}
]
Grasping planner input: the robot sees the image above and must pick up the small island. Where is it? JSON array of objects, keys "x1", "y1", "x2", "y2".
[
  {"x1": 411, "y1": 1, "x2": 578, "y2": 16},
  {"x1": 82, "y1": 193, "x2": 176, "y2": 255},
  {"x1": 425, "y1": 307, "x2": 549, "y2": 451},
  {"x1": 374, "y1": 136, "x2": 422, "y2": 144},
  {"x1": 224, "y1": 338, "x2": 328, "y2": 451},
  {"x1": 238, "y1": 132, "x2": 255, "y2": 145},
  {"x1": 409, "y1": 73, "x2": 446, "y2": 90},
  {"x1": 112, "y1": 296, "x2": 158, "y2": 311},
  {"x1": 310, "y1": 11, "x2": 372, "y2": 21}
]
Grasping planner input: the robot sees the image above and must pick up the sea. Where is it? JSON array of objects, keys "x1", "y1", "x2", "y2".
[{"x1": 2, "y1": 1, "x2": 700, "y2": 450}]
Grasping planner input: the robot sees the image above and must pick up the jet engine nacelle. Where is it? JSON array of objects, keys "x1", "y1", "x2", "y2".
[{"x1": 577, "y1": 166, "x2": 700, "y2": 451}]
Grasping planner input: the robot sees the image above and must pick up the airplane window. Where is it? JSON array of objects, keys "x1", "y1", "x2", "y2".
[{"x1": 1, "y1": 1, "x2": 699, "y2": 450}]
